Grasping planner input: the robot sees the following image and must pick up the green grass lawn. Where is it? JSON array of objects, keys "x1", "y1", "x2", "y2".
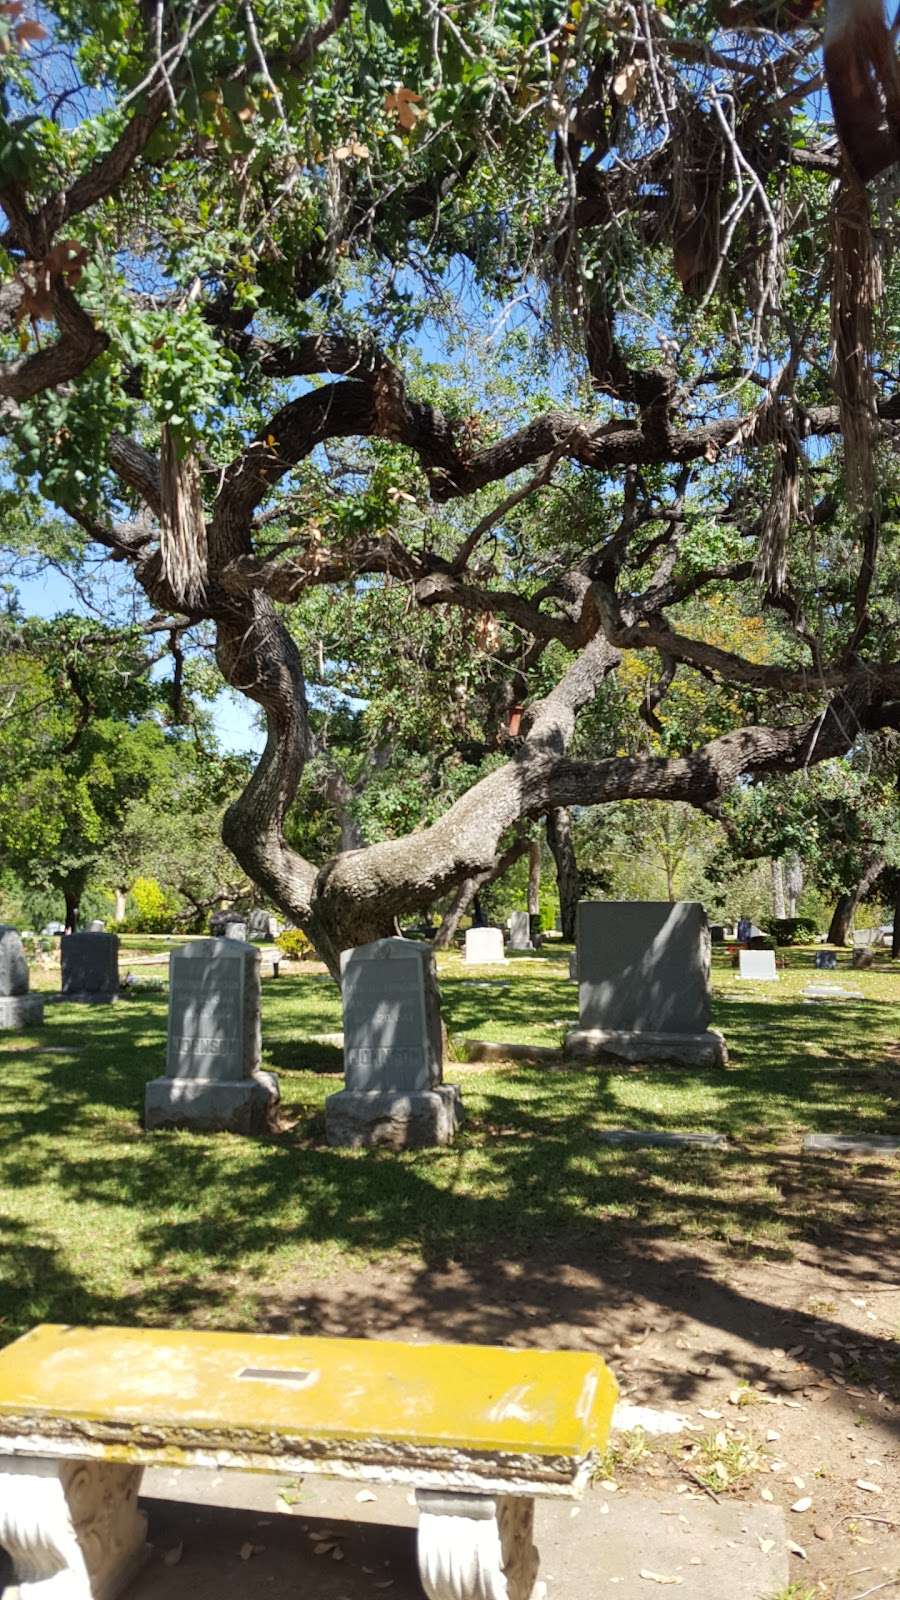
[{"x1": 1, "y1": 945, "x2": 898, "y2": 1345}]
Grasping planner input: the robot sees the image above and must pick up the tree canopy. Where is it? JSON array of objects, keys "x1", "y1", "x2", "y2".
[{"x1": 2, "y1": 1, "x2": 900, "y2": 964}]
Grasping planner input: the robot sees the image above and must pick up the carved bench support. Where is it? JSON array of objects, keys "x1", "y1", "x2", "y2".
[
  {"x1": 0, "y1": 1457, "x2": 147, "y2": 1599},
  {"x1": 416, "y1": 1491, "x2": 540, "y2": 1600}
]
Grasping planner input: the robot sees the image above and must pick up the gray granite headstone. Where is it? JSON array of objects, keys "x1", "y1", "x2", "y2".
[
  {"x1": 342, "y1": 937, "x2": 442, "y2": 1092},
  {"x1": 0, "y1": 926, "x2": 43, "y2": 1028},
  {"x1": 507, "y1": 911, "x2": 532, "y2": 951},
  {"x1": 224, "y1": 919, "x2": 247, "y2": 942},
  {"x1": 60, "y1": 932, "x2": 119, "y2": 1002},
  {"x1": 815, "y1": 950, "x2": 837, "y2": 969},
  {"x1": 576, "y1": 901, "x2": 711, "y2": 1032},
  {"x1": 87, "y1": 919, "x2": 105, "y2": 933},
  {"x1": 326, "y1": 937, "x2": 461, "y2": 1148},
  {"x1": 565, "y1": 901, "x2": 726, "y2": 1067},
  {"x1": 145, "y1": 939, "x2": 277, "y2": 1134},
  {"x1": 710, "y1": 924, "x2": 725, "y2": 943}
]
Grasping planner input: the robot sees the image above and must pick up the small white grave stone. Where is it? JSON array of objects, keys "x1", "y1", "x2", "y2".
[
  {"x1": 464, "y1": 927, "x2": 506, "y2": 964},
  {"x1": 738, "y1": 949, "x2": 778, "y2": 981}
]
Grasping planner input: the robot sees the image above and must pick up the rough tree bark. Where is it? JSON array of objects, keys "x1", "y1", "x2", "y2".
[
  {"x1": 893, "y1": 893, "x2": 900, "y2": 959},
  {"x1": 546, "y1": 808, "x2": 580, "y2": 939},
  {"x1": 771, "y1": 859, "x2": 787, "y2": 920},
  {"x1": 827, "y1": 855, "x2": 885, "y2": 945}
]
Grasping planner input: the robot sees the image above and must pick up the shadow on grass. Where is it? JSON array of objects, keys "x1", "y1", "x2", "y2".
[{"x1": 1, "y1": 969, "x2": 899, "y2": 1437}]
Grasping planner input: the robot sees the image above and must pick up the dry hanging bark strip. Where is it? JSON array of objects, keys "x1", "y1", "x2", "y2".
[
  {"x1": 829, "y1": 176, "x2": 881, "y2": 535},
  {"x1": 158, "y1": 423, "x2": 207, "y2": 605}
]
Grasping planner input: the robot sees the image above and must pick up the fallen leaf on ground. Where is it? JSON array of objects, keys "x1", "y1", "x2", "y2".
[
  {"x1": 639, "y1": 1571, "x2": 684, "y2": 1585},
  {"x1": 856, "y1": 1480, "x2": 882, "y2": 1494},
  {"x1": 760, "y1": 1488, "x2": 774, "y2": 1502},
  {"x1": 314, "y1": 1541, "x2": 336, "y2": 1555},
  {"x1": 356, "y1": 1490, "x2": 376, "y2": 1503},
  {"x1": 815, "y1": 1525, "x2": 835, "y2": 1541},
  {"x1": 697, "y1": 1408, "x2": 722, "y2": 1420},
  {"x1": 757, "y1": 1538, "x2": 775, "y2": 1554},
  {"x1": 163, "y1": 1544, "x2": 183, "y2": 1567},
  {"x1": 240, "y1": 1543, "x2": 264, "y2": 1561},
  {"x1": 791, "y1": 1497, "x2": 812, "y2": 1513},
  {"x1": 787, "y1": 1541, "x2": 808, "y2": 1559}
]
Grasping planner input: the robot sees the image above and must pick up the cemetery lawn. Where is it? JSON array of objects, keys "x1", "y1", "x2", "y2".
[
  {"x1": 3, "y1": 945, "x2": 898, "y2": 1592},
  {"x1": 1, "y1": 945, "x2": 898, "y2": 1340}
]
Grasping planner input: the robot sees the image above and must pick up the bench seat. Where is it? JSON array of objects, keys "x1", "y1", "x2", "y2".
[{"x1": 0, "y1": 1324, "x2": 617, "y2": 1600}]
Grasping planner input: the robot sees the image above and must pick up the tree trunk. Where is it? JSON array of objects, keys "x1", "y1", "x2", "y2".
[
  {"x1": 546, "y1": 808, "x2": 579, "y2": 940},
  {"x1": 771, "y1": 858, "x2": 787, "y2": 920},
  {"x1": 785, "y1": 854, "x2": 803, "y2": 917},
  {"x1": 63, "y1": 888, "x2": 80, "y2": 934},
  {"x1": 892, "y1": 894, "x2": 900, "y2": 959},
  {"x1": 527, "y1": 839, "x2": 541, "y2": 915},
  {"x1": 114, "y1": 887, "x2": 127, "y2": 921},
  {"x1": 827, "y1": 855, "x2": 885, "y2": 945}
]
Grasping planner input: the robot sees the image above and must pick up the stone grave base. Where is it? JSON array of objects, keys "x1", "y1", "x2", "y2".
[
  {"x1": 325, "y1": 1085, "x2": 463, "y2": 1149},
  {"x1": 0, "y1": 994, "x2": 44, "y2": 1028},
  {"x1": 145, "y1": 1071, "x2": 279, "y2": 1135},
  {"x1": 565, "y1": 1028, "x2": 728, "y2": 1069}
]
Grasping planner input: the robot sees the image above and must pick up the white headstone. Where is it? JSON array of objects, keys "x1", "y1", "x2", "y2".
[
  {"x1": 464, "y1": 927, "x2": 506, "y2": 964},
  {"x1": 738, "y1": 949, "x2": 778, "y2": 981}
]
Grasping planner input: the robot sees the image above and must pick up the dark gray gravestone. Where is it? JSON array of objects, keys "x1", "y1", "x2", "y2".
[
  {"x1": 145, "y1": 939, "x2": 277, "y2": 1134},
  {"x1": 815, "y1": 950, "x2": 837, "y2": 969},
  {"x1": 577, "y1": 901, "x2": 710, "y2": 1032},
  {"x1": 60, "y1": 932, "x2": 119, "y2": 1003},
  {"x1": 710, "y1": 924, "x2": 725, "y2": 943},
  {"x1": 565, "y1": 901, "x2": 726, "y2": 1068},
  {"x1": 0, "y1": 926, "x2": 44, "y2": 1028},
  {"x1": 326, "y1": 937, "x2": 461, "y2": 1148}
]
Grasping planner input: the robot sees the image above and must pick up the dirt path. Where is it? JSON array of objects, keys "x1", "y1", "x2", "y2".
[{"x1": 258, "y1": 1208, "x2": 900, "y2": 1594}]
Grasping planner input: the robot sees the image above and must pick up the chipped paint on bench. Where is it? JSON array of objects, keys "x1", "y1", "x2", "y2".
[{"x1": 0, "y1": 1325, "x2": 617, "y2": 1599}]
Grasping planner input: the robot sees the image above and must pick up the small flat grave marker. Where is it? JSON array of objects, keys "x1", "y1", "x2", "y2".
[
  {"x1": 804, "y1": 1133, "x2": 900, "y2": 1155},
  {"x1": 593, "y1": 1128, "x2": 727, "y2": 1149}
]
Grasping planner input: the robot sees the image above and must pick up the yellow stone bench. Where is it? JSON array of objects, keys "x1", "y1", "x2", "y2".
[{"x1": 0, "y1": 1324, "x2": 617, "y2": 1600}]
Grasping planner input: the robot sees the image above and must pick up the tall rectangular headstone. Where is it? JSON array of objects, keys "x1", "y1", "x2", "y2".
[
  {"x1": 565, "y1": 901, "x2": 726, "y2": 1068},
  {"x1": 60, "y1": 932, "x2": 119, "y2": 1003},
  {"x1": 0, "y1": 926, "x2": 44, "y2": 1028},
  {"x1": 507, "y1": 911, "x2": 532, "y2": 951},
  {"x1": 465, "y1": 927, "x2": 506, "y2": 964},
  {"x1": 145, "y1": 939, "x2": 278, "y2": 1134},
  {"x1": 326, "y1": 937, "x2": 461, "y2": 1149}
]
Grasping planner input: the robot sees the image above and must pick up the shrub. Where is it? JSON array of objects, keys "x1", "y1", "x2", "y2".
[
  {"x1": 127, "y1": 876, "x2": 179, "y2": 934},
  {"x1": 276, "y1": 927, "x2": 314, "y2": 961},
  {"x1": 767, "y1": 915, "x2": 818, "y2": 946}
]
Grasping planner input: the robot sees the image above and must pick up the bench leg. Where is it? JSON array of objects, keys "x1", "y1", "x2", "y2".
[
  {"x1": 416, "y1": 1491, "x2": 540, "y2": 1600},
  {"x1": 0, "y1": 1457, "x2": 147, "y2": 1599}
]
